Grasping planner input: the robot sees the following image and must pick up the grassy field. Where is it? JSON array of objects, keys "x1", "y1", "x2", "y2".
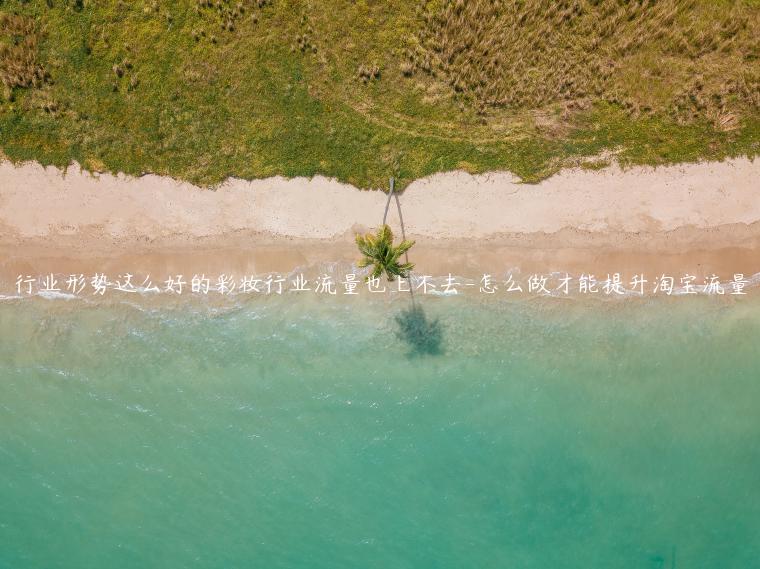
[{"x1": 0, "y1": 0, "x2": 758, "y2": 189}]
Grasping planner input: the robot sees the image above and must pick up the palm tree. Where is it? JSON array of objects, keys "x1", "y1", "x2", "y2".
[
  {"x1": 355, "y1": 224, "x2": 415, "y2": 281},
  {"x1": 358, "y1": 178, "x2": 442, "y2": 355}
]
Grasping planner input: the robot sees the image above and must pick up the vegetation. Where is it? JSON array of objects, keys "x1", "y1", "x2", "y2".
[
  {"x1": 412, "y1": 0, "x2": 759, "y2": 124},
  {"x1": 0, "y1": 0, "x2": 757, "y2": 189},
  {"x1": 356, "y1": 224, "x2": 415, "y2": 281},
  {"x1": 0, "y1": 13, "x2": 49, "y2": 99}
]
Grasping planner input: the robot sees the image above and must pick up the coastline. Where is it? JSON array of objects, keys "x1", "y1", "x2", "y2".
[{"x1": 1, "y1": 158, "x2": 759, "y2": 290}]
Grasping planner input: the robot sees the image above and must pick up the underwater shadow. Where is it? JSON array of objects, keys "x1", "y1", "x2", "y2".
[{"x1": 394, "y1": 304, "x2": 444, "y2": 356}]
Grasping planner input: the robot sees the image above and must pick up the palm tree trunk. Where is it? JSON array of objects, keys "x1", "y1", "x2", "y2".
[
  {"x1": 395, "y1": 190, "x2": 415, "y2": 304},
  {"x1": 382, "y1": 177, "x2": 394, "y2": 226},
  {"x1": 383, "y1": 177, "x2": 415, "y2": 304}
]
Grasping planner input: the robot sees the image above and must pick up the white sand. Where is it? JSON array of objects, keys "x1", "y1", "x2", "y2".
[{"x1": 0, "y1": 157, "x2": 758, "y2": 244}]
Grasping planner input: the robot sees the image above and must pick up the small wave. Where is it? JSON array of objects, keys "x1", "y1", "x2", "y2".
[
  {"x1": 38, "y1": 290, "x2": 78, "y2": 300},
  {"x1": 0, "y1": 294, "x2": 23, "y2": 301}
]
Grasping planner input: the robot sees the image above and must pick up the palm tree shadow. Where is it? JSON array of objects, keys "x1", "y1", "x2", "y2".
[{"x1": 394, "y1": 304, "x2": 444, "y2": 356}]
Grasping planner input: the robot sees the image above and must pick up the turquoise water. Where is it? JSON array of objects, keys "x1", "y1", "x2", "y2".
[{"x1": 2, "y1": 295, "x2": 760, "y2": 568}]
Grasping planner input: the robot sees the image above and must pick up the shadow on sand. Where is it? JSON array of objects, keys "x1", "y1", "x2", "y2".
[{"x1": 394, "y1": 304, "x2": 444, "y2": 356}]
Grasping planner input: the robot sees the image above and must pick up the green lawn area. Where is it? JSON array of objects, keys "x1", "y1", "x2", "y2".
[{"x1": 0, "y1": 0, "x2": 757, "y2": 189}]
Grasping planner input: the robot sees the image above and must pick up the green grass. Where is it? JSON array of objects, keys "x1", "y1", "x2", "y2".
[{"x1": 0, "y1": 0, "x2": 757, "y2": 189}]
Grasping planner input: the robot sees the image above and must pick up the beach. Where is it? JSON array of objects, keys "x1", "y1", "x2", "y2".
[
  {"x1": 3, "y1": 158, "x2": 760, "y2": 567},
  {"x1": 4, "y1": 0, "x2": 760, "y2": 565},
  {"x1": 1, "y1": 157, "x2": 759, "y2": 292}
]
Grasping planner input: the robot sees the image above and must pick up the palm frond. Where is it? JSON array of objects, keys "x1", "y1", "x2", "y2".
[
  {"x1": 397, "y1": 262, "x2": 414, "y2": 277},
  {"x1": 396, "y1": 240, "x2": 415, "y2": 255},
  {"x1": 355, "y1": 224, "x2": 416, "y2": 283}
]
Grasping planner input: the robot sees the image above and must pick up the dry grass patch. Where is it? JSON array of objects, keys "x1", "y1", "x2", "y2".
[
  {"x1": 0, "y1": 13, "x2": 49, "y2": 101},
  {"x1": 408, "y1": 0, "x2": 759, "y2": 122}
]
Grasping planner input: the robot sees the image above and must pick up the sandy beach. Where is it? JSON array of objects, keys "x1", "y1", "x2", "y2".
[{"x1": 1, "y1": 157, "x2": 759, "y2": 288}]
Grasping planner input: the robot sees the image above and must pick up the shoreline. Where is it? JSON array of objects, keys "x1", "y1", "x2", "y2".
[{"x1": 1, "y1": 158, "x2": 759, "y2": 290}]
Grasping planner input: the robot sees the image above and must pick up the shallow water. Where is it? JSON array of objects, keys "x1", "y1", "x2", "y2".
[{"x1": 1, "y1": 295, "x2": 759, "y2": 568}]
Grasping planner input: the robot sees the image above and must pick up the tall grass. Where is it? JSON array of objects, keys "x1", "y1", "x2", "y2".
[
  {"x1": 409, "y1": 0, "x2": 759, "y2": 129},
  {"x1": 0, "y1": 13, "x2": 49, "y2": 100},
  {"x1": 0, "y1": 0, "x2": 756, "y2": 188}
]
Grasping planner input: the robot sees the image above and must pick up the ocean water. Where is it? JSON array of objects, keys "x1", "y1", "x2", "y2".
[{"x1": 1, "y1": 294, "x2": 760, "y2": 568}]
